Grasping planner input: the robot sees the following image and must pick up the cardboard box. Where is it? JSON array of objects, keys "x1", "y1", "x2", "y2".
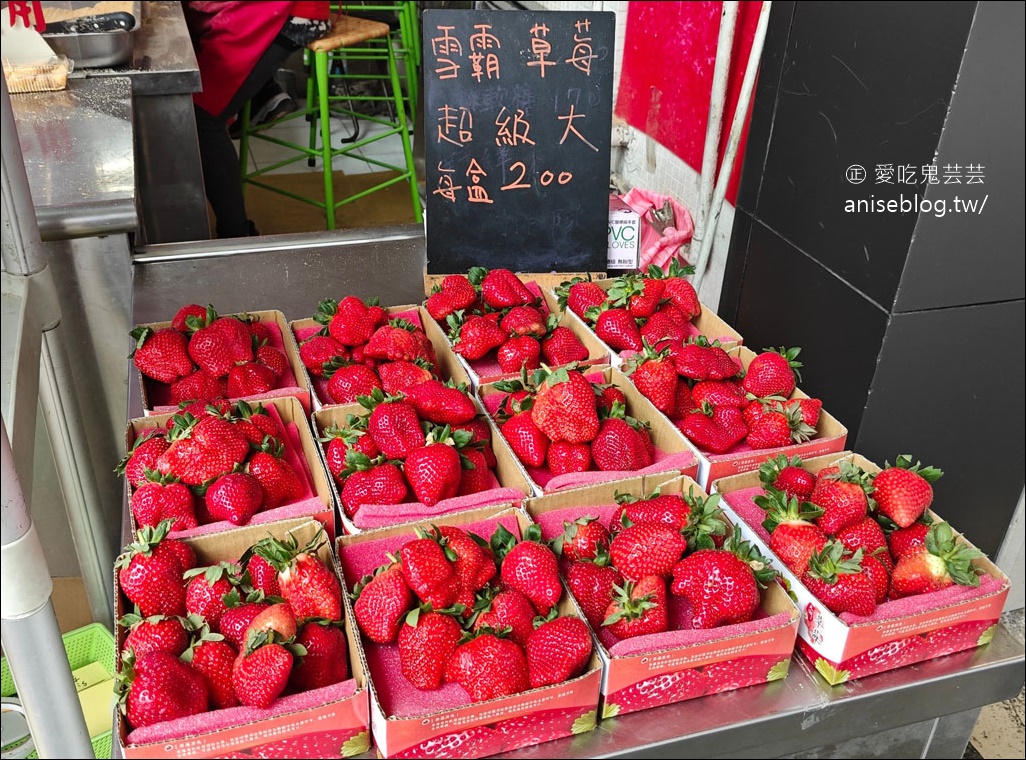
[
  {"x1": 291, "y1": 305, "x2": 467, "y2": 411},
  {"x1": 552, "y1": 275, "x2": 744, "y2": 368},
  {"x1": 335, "y1": 505, "x2": 603, "y2": 758},
  {"x1": 311, "y1": 399, "x2": 533, "y2": 535},
  {"x1": 136, "y1": 309, "x2": 311, "y2": 415},
  {"x1": 681, "y1": 346, "x2": 849, "y2": 489},
  {"x1": 525, "y1": 474, "x2": 801, "y2": 717},
  {"x1": 123, "y1": 396, "x2": 336, "y2": 541},
  {"x1": 477, "y1": 364, "x2": 699, "y2": 495},
  {"x1": 607, "y1": 195, "x2": 641, "y2": 271},
  {"x1": 116, "y1": 519, "x2": 371, "y2": 759},
  {"x1": 711, "y1": 452, "x2": 1011, "y2": 686}
]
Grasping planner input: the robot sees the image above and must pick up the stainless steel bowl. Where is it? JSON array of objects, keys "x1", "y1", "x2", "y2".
[{"x1": 42, "y1": 29, "x2": 134, "y2": 69}]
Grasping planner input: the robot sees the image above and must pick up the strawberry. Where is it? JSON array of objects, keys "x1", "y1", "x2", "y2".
[
  {"x1": 811, "y1": 461, "x2": 873, "y2": 535},
  {"x1": 130, "y1": 470, "x2": 198, "y2": 531},
  {"x1": 759, "y1": 454, "x2": 816, "y2": 501},
  {"x1": 889, "y1": 522, "x2": 982, "y2": 598},
  {"x1": 397, "y1": 606, "x2": 463, "y2": 690},
  {"x1": 116, "y1": 522, "x2": 189, "y2": 618},
  {"x1": 591, "y1": 415, "x2": 652, "y2": 471},
  {"x1": 241, "y1": 551, "x2": 281, "y2": 597},
  {"x1": 189, "y1": 412, "x2": 250, "y2": 463},
  {"x1": 546, "y1": 440, "x2": 592, "y2": 475},
  {"x1": 428, "y1": 526, "x2": 494, "y2": 612},
  {"x1": 217, "y1": 596, "x2": 270, "y2": 651},
  {"x1": 525, "y1": 616, "x2": 592, "y2": 688},
  {"x1": 320, "y1": 425, "x2": 378, "y2": 481},
  {"x1": 566, "y1": 558, "x2": 623, "y2": 629},
  {"x1": 671, "y1": 341, "x2": 717, "y2": 380},
  {"x1": 451, "y1": 313, "x2": 508, "y2": 360},
  {"x1": 232, "y1": 400, "x2": 282, "y2": 446},
  {"x1": 444, "y1": 632, "x2": 530, "y2": 702},
  {"x1": 426, "y1": 275, "x2": 478, "y2": 321},
  {"x1": 325, "y1": 363, "x2": 382, "y2": 405},
  {"x1": 376, "y1": 359, "x2": 433, "y2": 395},
  {"x1": 183, "y1": 562, "x2": 239, "y2": 628},
  {"x1": 500, "y1": 411, "x2": 549, "y2": 468},
  {"x1": 553, "y1": 517, "x2": 610, "y2": 561},
  {"x1": 741, "y1": 347, "x2": 802, "y2": 398},
  {"x1": 594, "y1": 383, "x2": 627, "y2": 413},
  {"x1": 118, "y1": 650, "x2": 208, "y2": 730},
  {"x1": 617, "y1": 491, "x2": 691, "y2": 531},
  {"x1": 471, "y1": 587, "x2": 536, "y2": 647},
  {"x1": 670, "y1": 532, "x2": 773, "y2": 628},
  {"x1": 531, "y1": 367, "x2": 600, "y2": 443},
  {"x1": 754, "y1": 488, "x2": 826, "y2": 576},
  {"x1": 169, "y1": 369, "x2": 227, "y2": 406},
  {"x1": 541, "y1": 325, "x2": 590, "y2": 367},
  {"x1": 673, "y1": 381, "x2": 697, "y2": 418},
  {"x1": 608, "y1": 273, "x2": 664, "y2": 319},
  {"x1": 457, "y1": 447, "x2": 493, "y2": 496},
  {"x1": 862, "y1": 553, "x2": 892, "y2": 603},
  {"x1": 364, "y1": 391, "x2": 425, "y2": 459},
  {"x1": 474, "y1": 267, "x2": 536, "y2": 309},
  {"x1": 352, "y1": 563, "x2": 413, "y2": 644},
  {"x1": 232, "y1": 632, "x2": 296, "y2": 709},
  {"x1": 500, "y1": 305, "x2": 546, "y2": 337},
  {"x1": 609, "y1": 523, "x2": 687, "y2": 581},
  {"x1": 835, "y1": 516, "x2": 889, "y2": 559},
  {"x1": 247, "y1": 442, "x2": 303, "y2": 510},
  {"x1": 872, "y1": 456, "x2": 943, "y2": 528},
  {"x1": 131, "y1": 327, "x2": 195, "y2": 384},
  {"x1": 790, "y1": 397, "x2": 823, "y2": 427},
  {"x1": 290, "y1": 620, "x2": 349, "y2": 692},
  {"x1": 680, "y1": 489, "x2": 730, "y2": 551},
  {"x1": 340, "y1": 457, "x2": 408, "y2": 518},
  {"x1": 227, "y1": 362, "x2": 277, "y2": 397},
  {"x1": 117, "y1": 431, "x2": 170, "y2": 488},
  {"x1": 677, "y1": 404, "x2": 747, "y2": 454},
  {"x1": 319, "y1": 296, "x2": 380, "y2": 347},
  {"x1": 188, "y1": 313, "x2": 253, "y2": 377},
  {"x1": 745, "y1": 403, "x2": 815, "y2": 449},
  {"x1": 493, "y1": 524, "x2": 562, "y2": 615},
  {"x1": 245, "y1": 602, "x2": 298, "y2": 642},
  {"x1": 647, "y1": 260, "x2": 701, "y2": 318},
  {"x1": 254, "y1": 530, "x2": 343, "y2": 620},
  {"x1": 602, "y1": 575, "x2": 668, "y2": 638},
  {"x1": 205, "y1": 472, "x2": 264, "y2": 526},
  {"x1": 182, "y1": 629, "x2": 239, "y2": 709},
  {"x1": 888, "y1": 519, "x2": 932, "y2": 560},
  {"x1": 399, "y1": 533, "x2": 458, "y2": 609},
  {"x1": 691, "y1": 379, "x2": 747, "y2": 408},
  {"x1": 589, "y1": 306, "x2": 643, "y2": 352},
  {"x1": 626, "y1": 342, "x2": 678, "y2": 416},
  {"x1": 364, "y1": 320, "x2": 432, "y2": 363},
  {"x1": 404, "y1": 428, "x2": 466, "y2": 507},
  {"x1": 498, "y1": 335, "x2": 542, "y2": 374},
  {"x1": 171, "y1": 303, "x2": 207, "y2": 332},
  {"x1": 639, "y1": 307, "x2": 689, "y2": 349},
  {"x1": 404, "y1": 379, "x2": 478, "y2": 425},
  {"x1": 555, "y1": 276, "x2": 607, "y2": 318},
  {"x1": 120, "y1": 612, "x2": 189, "y2": 658},
  {"x1": 803, "y1": 542, "x2": 877, "y2": 616},
  {"x1": 254, "y1": 344, "x2": 288, "y2": 378},
  {"x1": 299, "y1": 334, "x2": 348, "y2": 377}
]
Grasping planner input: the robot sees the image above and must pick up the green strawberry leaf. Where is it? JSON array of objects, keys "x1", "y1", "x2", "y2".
[
  {"x1": 767, "y1": 658, "x2": 791, "y2": 681},
  {"x1": 601, "y1": 702, "x2": 621, "y2": 720},
  {"x1": 341, "y1": 732, "x2": 371, "y2": 758},
  {"x1": 814, "y1": 659, "x2": 850, "y2": 686},
  {"x1": 571, "y1": 710, "x2": 598, "y2": 734}
]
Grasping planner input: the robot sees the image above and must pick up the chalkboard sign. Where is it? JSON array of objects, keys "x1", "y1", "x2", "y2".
[{"x1": 423, "y1": 8, "x2": 615, "y2": 274}]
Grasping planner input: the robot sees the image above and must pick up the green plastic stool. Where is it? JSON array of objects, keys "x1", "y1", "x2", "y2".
[{"x1": 239, "y1": 12, "x2": 422, "y2": 231}]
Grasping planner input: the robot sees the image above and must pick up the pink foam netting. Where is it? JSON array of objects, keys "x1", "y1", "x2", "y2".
[
  {"x1": 607, "y1": 610, "x2": 791, "y2": 658},
  {"x1": 532, "y1": 504, "x2": 620, "y2": 542},
  {"x1": 351, "y1": 488, "x2": 526, "y2": 530},
  {"x1": 125, "y1": 679, "x2": 358, "y2": 745},
  {"x1": 365, "y1": 643, "x2": 475, "y2": 718}
]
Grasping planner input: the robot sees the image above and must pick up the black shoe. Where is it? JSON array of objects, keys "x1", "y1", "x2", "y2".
[{"x1": 229, "y1": 93, "x2": 299, "y2": 139}]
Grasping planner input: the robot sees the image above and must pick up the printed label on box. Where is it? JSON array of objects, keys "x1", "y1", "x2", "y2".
[{"x1": 608, "y1": 196, "x2": 640, "y2": 270}]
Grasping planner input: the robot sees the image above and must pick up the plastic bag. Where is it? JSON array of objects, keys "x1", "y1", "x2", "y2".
[{"x1": 621, "y1": 188, "x2": 695, "y2": 272}]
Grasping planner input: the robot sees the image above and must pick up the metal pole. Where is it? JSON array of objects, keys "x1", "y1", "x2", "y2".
[
  {"x1": 1, "y1": 73, "x2": 115, "y2": 627},
  {"x1": 693, "y1": 1, "x2": 738, "y2": 261},
  {"x1": 693, "y1": 1, "x2": 773, "y2": 295},
  {"x1": 1, "y1": 416, "x2": 96, "y2": 759}
]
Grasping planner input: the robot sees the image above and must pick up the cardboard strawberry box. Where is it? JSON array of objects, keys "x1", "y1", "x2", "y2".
[
  {"x1": 123, "y1": 395, "x2": 336, "y2": 541},
  {"x1": 680, "y1": 346, "x2": 848, "y2": 489},
  {"x1": 711, "y1": 452, "x2": 1011, "y2": 685},
  {"x1": 478, "y1": 364, "x2": 699, "y2": 496},
  {"x1": 335, "y1": 505, "x2": 603, "y2": 758},
  {"x1": 423, "y1": 274, "x2": 611, "y2": 386},
  {"x1": 291, "y1": 304, "x2": 465, "y2": 411},
  {"x1": 136, "y1": 308, "x2": 312, "y2": 416},
  {"x1": 525, "y1": 474, "x2": 801, "y2": 718},
  {"x1": 311, "y1": 398, "x2": 533, "y2": 535},
  {"x1": 551, "y1": 275, "x2": 743, "y2": 369},
  {"x1": 115, "y1": 518, "x2": 371, "y2": 759}
]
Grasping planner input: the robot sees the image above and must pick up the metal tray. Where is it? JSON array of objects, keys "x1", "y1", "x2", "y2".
[{"x1": 42, "y1": 28, "x2": 133, "y2": 68}]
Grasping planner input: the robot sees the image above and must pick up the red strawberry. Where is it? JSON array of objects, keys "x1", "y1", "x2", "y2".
[
  {"x1": 474, "y1": 267, "x2": 535, "y2": 309},
  {"x1": 366, "y1": 393, "x2": 425, "y2": 459},
  {"x1": 171, "y1": 303, "x2": 207, "y2": 332},
  {"x1": 457, "y1": 447, "x2": 494, "y2": 496},
  {"x1": 131, "y1": 327, "x2": 195, "y2": 384},
  {"x1": 363, "y1": 320, "x2": 433, "y2": 363},
  {"x1": 290, "y1": 620, "x2": 349, "y2": 692},
  {"x1": 378, "y1": 359, "x2": 435, "y2": 395},
  {"x1": 169, "y1": 369, "x2": 227, "y2": 406},
  {"x1": 691, "y1": 379, "x2": 748, "y2": 408},
  {"x1": 862, "y1": 552, "x2": 892, "y2": 603},
  {"x1": 603, "y1": 575, "x2": 668, "y2": 638},
  {"x1": 541, "y1": 325, "x2": 590, "y2": 367},
  {"x1": 754, "y1": 488, "x2": 826, "y2": 576},
  {"x1": 404, "y1": 436, "x2": 463, "y2": 507},
  {"x1": 120, "y1": 612, "x2": 189, "y2": 658},
  {"x1": 608, "y1": 273, "x2": 664, "y2": 319},
  {"x1": 205, "y1": 472, "x2": 264, "y2": 526},
  {"x1": 247, "y1": 319, "x2": 274, "y2": 344},
  {"x1": 759, "y1": 454, "x2": 816, "y2": 501},
  {"x1": 426, "y1": 275, "x2": 478, "y2": 321},
  {"x1": 500, "y1": 305, "x2": 546, "y2": 337},
  {"x1": 232, "y1": 633, "x2": 295, "y2": 708},
  {"x1": 556, "y1": 276, "x2": 607, "y2": 318},
  {"x1": 451, "y1": 314, "x2": 508, "y2": 360},
  {"x1": 444, "y1": 632, "x2": 530, "y2": 702},
  {"x1": 118, "y1": 650, "x2": 208, "y2": 730},
  {"x1": 594, "y1": 383, "x2": 627, "y2": 413},
  {"x1": 247, "y1": 443, "x2": 303, "y2": 510},
  {"x1": 889, "y1": 522, "x2": 982, "y2": 598},
  {"x1": 398, "y1": 607, "x2": 463, "y2": 690},
  {"x1": 660, "y1": 267, "x2": 701, "y2": 320},
  {"x1": 500, "y1": 411, "x2": 549, "y2": 468},
  {"x1": 835, "y1": 516, "x2": 889, "y2": 559},
  {"x1": 872, "y1": 456, "x2": 942, "y2": 528},
  {"x1": 790, "y1": 397, "x2": 823, "y2": 427},
  {"x1": 566, "y1": 558, "x2": 623, "y2": 629},
  {"x1": 525, "y1": 616, "x2": 592, "y2": 688},
  {"x1": 626, "y1": 344, "x2": 678, "y2": 416},
  {"x1": 116, "y1": 522, "x2": 189, "y2": 618},
  {"x1": 340, "y1": 459, "x2": 408, "y2": 518},
  {"x1": 670, "y1": 533, "x2": 772, "y2": 628},
  {"x1": 530, "y1": 367, "x2": 600, "y2": 443},
  {"x1": 803, "y1": 542, "x2": 877, "y2": 616},
  {"x1": 254, "y1": 530, "x2": 343, "y2": 620},
  {"x1": 742, "y1": 347, "x2": 802, "y2": 398},
  {"x1": 117, "y1": 431, "x2": 170, "y2": 489},
  {"x1": 352, "y1": 563, "x2": 413, "y2": 644},
  {"x1": 299, "y1": 334, "x2": 348, "y2": 377},
  {"x1": 494, "y1": 524, "x2": 562, "y2": 615},
  {"x1": 325, "y1": 363, "x2": 382, "y2": 405},
  {"x1": 218, "y1": 597, "x2": 270, "y2": 651},
  {"x1": 245, "y1": 602, "x2": 298, "y2": 642},
  {"x1": 471, "y1": 587, "x2": 536, "y2": 647},
  {"x1": 553, "y1": 517, "x2": 610, "y2": 561},
  {"x1": 404, "y1": 379, "x2": 477, "y2": 425},
  {"x1": 320, "y1": 296, "x2": 380, "y2": 347},
  {"x1": 242, "y1": 551, "x2": 281, "y2": 597},
  {"x1": 888, "y1": 520, "x2": 932, "y2": 560},
  {"x1": 811, "y1": 462, "x2": 872, "y2": 535},
  {"x1": 232, "y1": 400, "x2": 282, "y2": 446},
  {"x1": 498, "y1": 335, "x2": 542, "y2": 374},
  {"x1": 320, "y1": 425, "x2": 378, "y2": 481},
  {"x1": 184, "y1": 562, "x2": 239, "y2": 628},
  {"x1": 746, "y1": 404, "x2": 815, "y2": 449},
  {"x1": 130, "y1": 471, "x2": 198, "y2": 531},
  {"x1": 399, "y1": 534, "x2": 458, "y2": 609},
  {"x1": 590, "y1": 306, "x2": 643, "y2": 352},
  {"x1": 254, "y1": 344, "x2": 288, "y2": 378},
  {"x1": 609, "y1": 523, "x2": 687, "y2": 581},
  {"x1": 671, "y1": 341, "x2": 717, "y2": 380},
  {"x1": 673, "y1": 381, "x2": 697, "y2": 418},
  {"x1": 227, "y1": 362, "x2": 277, "y2": 397},
  {"x1": 545, "y1": 440, "x2": 592, "y2": 475},
  {"x1": 677, "y1": 404, "x2": 747, "y2": 454},
  {"x1": 188, "y1": 314, "x2": 253, "y2": 377},
  {"x1": 619, "y1": 492, "x2": 692, "y2": 531},
  {"x1": 183, "y1": 631, "x2": 239, "y2": 709},
  {"x1": 591, "y1": 416, "x2": 653, "y2": 471},
  {"x1": 639, "y1": 308, "x2": 688, "y2": 348}
]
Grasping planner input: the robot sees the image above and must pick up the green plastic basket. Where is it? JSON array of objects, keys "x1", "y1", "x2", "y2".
[{"x1": 1, "y1": 622, "x2": 116, "y2": 759}]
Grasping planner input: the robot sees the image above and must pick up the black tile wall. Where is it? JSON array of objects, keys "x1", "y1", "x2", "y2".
[{"x1": 854, "y1": 300, "x2": 1026, "y2": 557}]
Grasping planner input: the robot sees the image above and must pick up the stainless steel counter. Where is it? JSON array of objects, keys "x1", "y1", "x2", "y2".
[{"x1": 126, "y1": 228, "x2": 1026, "y2": 759}]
